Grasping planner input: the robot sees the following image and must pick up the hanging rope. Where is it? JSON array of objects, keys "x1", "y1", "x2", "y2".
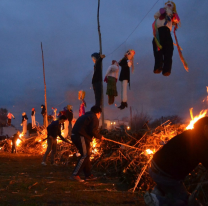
[
  {"x1": 106, "y1": 0, "x2": 160, "y2": 56},
  {"x1": 173, "y1": 24, "x2": 189, "y2": 72}
]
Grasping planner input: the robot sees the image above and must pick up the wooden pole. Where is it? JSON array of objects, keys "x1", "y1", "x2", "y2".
[
  {"x1": 41, "y1": 42, "x2": 48, "y2": 127},
  {"x1": 97, "y1": 0, "x2": 104, "y2": 129}
]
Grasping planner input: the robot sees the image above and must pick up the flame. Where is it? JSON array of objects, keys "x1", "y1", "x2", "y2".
[
  {"x1": 90, "y1": 139, "x2": 101, "y2": 159},
  {"x1": 16, "y1": 139, "x2": 21, "y2": 146},
  {"x1": 186, "y1": 108, "x2": 207, "y2": 130},
  {"x1": 127, "y1": 126, "x2": 130, "y2": 130},
  {"x1": 145, "y1": 149, "x2": 154, "y2": 155}
]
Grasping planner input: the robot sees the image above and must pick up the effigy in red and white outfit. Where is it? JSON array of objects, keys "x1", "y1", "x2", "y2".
[
  {"x1": 118, "y1": 50, "x2": 135, "y2": 110},
  {"x1": 78, "y1": 90, "x2": 86, "y2": 117},
  {"x1": 7, "y1": 112, "x2": 15, "y2": 126},
  {"x1": 152, "y1": 1, "x2": 180, "y2": 76},
  {"x1": 104, "y1": 60, "x2": 119, "y2": 105}
]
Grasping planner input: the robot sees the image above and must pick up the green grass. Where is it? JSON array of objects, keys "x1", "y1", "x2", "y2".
[{"x1": 0, "y1": 153, "x2": 145, "y2": 206}]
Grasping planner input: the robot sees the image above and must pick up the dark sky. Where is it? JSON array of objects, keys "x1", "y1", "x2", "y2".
[{"x1": 1, "y1": 0, "x2": 208, "y2": 129}]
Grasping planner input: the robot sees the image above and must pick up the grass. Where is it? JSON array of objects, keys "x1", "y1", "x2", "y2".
[{"x1": 0, "y1": 153, "x2": 145, "y2": 206}]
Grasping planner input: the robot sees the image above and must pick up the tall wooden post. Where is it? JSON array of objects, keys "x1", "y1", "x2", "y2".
[
  {"x1": 97, "y1": 0, "x2": 104, "y2": 129},
  {"x1": 41, "y1": 42, "x2": 48, "y2": 127}
]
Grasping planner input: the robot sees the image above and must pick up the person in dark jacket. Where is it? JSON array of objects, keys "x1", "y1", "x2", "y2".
[
  {"x1": 65, "y1": 105, "x2": 73, "y2": 137},
  {"x1": 41, "y1": 104, "x2": 47, "y2": 127},
  {"x1": 11, "y1": 131, "x2": 23, "y2": 153},
  {"x1": 144, "y1": 117, "x2": 208, "y2": 206},
  {"x1": 118, "y1": 50, "x2": 135, "y2": 110},
  {"x1": 91, "y1": 52, "x2": 105, "y2": 107},
  {"x1": 41, "y1": 115, "x2": 70, "y2": 166},
  {"x1": 70, "y1": 106, "x2": 104, "y2": 182}
]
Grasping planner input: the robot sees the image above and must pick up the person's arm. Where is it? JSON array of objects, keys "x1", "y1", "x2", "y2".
[{"x1": 57, "y1": 124, "x2": 70, "y2": 143}]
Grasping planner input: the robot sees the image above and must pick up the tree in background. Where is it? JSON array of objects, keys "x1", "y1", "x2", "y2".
[
  {"x1": 150, "y1": 115, "x2": 183, "y2": 129},
  {"x1": 0, "y1": 108, "x2": 8, "y2": 127}
]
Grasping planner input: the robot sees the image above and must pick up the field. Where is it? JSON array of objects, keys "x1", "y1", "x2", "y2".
[{"x1": 0, "y1": 153, "x2": 145, "y2": 206}]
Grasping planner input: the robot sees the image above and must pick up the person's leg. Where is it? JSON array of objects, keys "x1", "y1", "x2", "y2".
[
  {"x1": 11, "y1": 142, "x2": 14, "y2": 153},
  {"x1": 152, "y1": 38, "x2": 163, "y2": 74},
  {"x1": 72, "y1": 136, "x2": 88, "y2": 176},
  {"x1": 122, "y1": 80, "x2": 128, "y2": 103},
  {"x1": 82, "y1": 140, "x2": 91, "y2": 177},
  {"x1": 50, "y1": 138, "x2": 57, "y2": 164},
  {"x1": 42, "y1": 137, "x2": 52, "y2": 162},
  {"x1": 68, "y1": 122, "x2": 72, "y2": 137}
]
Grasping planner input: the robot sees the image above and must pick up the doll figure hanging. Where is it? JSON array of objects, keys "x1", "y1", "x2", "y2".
[
  {"x1": 118, "y1": 49, "x2": 135, "y2": 110},
  {"x1": 104, "y1": 60, "x2": 119, "y2": 105},
  {"x1": 152, "y1": 1, "x2": 181, "y2": 76},
  {"x1": 78, "y1": 90, "x2": 86, "y2": 117}
]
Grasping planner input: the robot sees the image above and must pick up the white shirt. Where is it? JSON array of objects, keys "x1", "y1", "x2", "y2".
[{"x1": 105, "y1": 64, "x2": 119, "y2": 79}]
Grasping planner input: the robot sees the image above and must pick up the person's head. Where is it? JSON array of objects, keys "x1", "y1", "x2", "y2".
[
  {"x1": 32, "y1": 108, "x2": 35, "y2": 111},
  {"x1": 41, "y1": 104, "x2": 45, "y2": 108},
  {"x1": 125, "y1": 50, "x2": 136, "y2": 60},
  {"x1": 58, "y1": 115, "x2": 67, "y2": 124},
  {"x1": 91, "y1": 106, "x2": 102, "y2": 119},
  {"x1": 112, "y1": 60, "x2": 118, "y2": 67},
  {"x1": 193, "y1": 117, "x2": 208, "y2": 140},
  {"x1": 165, "y1": 1, "x2": 176, "y2": 13},
  {"x1": 22, "y1": 112, "x2": 26, "y2": 116},
  {"x1": 67, "y1": 105, "x2": 73, "y2": 111},
  {"x1": 91, "y1": 52, "x2": 100, "y2": 64}
]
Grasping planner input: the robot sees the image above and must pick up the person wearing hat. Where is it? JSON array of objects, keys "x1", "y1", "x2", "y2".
[
  {"x1": 91, "y1": 52, "x2": 106, "y2": 107},
  {"x1": 7, "y1": 112, "x2": 15, "y2": 126},
  {"x1": 21, "y1": 112, "x2": 28, "y2": 135},
  {"x1": 118, "y1": 49, "x2": 135, "y2": 110},
  {"x1": 104, "y1": 60, "x2": 119, "y2": 105},
  {"x1": 31, "y1": 108, "x2": 36, "y2": 128}
]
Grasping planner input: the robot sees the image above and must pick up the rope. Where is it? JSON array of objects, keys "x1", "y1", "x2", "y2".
[{"x1": 106, "y1": 0, "x2": 160, "y2": 56}]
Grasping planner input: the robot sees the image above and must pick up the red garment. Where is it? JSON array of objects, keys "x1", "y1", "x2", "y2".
[{"x1": 79, "y1": 99, "x2": 86, "y2": 117}]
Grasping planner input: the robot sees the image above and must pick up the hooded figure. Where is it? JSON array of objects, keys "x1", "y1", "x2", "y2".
[
  {"x1": 21, "y1": 112, "x2": 28, "y2": 135},
  {"x1": 104, "y1": 60, "x2": 119, "y2": 105},
  {"x1": 78, "y1": 90, "x2": 86, "y2": 117},
  {"x1": 31, "y1": 108, "x2": 36, "y2": 128},
  {"x1": 91, "y1": 52, "x2": 106, "y2": 107},
  {"x1": 152, "y1": 1, "x2": 180, "y2": 76},
  {"x1": 118, "y1": 50, "x2": 135, "y2": 110}
]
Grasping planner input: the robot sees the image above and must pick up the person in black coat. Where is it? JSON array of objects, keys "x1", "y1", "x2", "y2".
[
  {"x1": 118, "y1": 50, "x2": 135, "y2": 110},
  {"x1": 41, "y1": 104, "x2": 47, "y2": 127},
  {"x1": 70, "y1": 106, "x2": 104, "y2": 182},
  {"x1": 144, "y1": 116, "x2": 208, "y2": 206},
  {"x1": 65, "y1": 105, "x2": 73, "y2": 137},
  {"x1": 91, "y1": 52, "x2": 105, "y2": 108}
]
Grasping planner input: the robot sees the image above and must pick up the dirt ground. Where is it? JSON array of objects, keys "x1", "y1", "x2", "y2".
[{"x1": 0, "y1": 153, "x2": 145, "y2": 206}]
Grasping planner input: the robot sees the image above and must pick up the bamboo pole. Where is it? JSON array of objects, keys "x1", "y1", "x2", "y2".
[
  {"x1": 97, "y1": 0, "x2": 104, "y2": 129},
  {"x1": 103, "y1": 137, "x2": 140, "y2": 150},
  {"x1": 41, "y1": 42, "x2": 48, "y2": 127}
]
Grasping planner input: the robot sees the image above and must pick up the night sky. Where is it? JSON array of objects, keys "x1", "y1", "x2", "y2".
[{"x1": 1, "y1": 0, "x2": 208, "y2": 129}]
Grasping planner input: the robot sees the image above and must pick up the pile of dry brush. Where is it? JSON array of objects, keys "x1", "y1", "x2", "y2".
[{"x1": 0, "y1": 121, "x2": 208, "y2": 204}]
